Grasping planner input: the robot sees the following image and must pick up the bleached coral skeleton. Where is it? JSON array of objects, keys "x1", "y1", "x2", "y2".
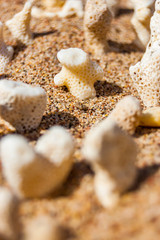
[
  {"x1": 0, "y1": 188, "x2": 20, "y2": 240},
  {"x1": 0, "y1": 22, "x2": 13, "y2": 75},
  {"x1": 130, "y1": 0, "x2": 160, "y2": 108},
  {"x1": 0, "y1": 80, "x2": 47, "y2": 132},
  {"x1": 0, "y1": 126, "x2": 74, "y2": 198},
  {"x1": 6, "y1": 0, "x2": 34, "y2": 45},
  {"x1": 42, "y1": 0, "x2": 65, "y2": 9},
  {"x1": 84, "y1": 0, "x2": 112, "y2": 58},
  {"x1": 82, "y1": 119, "x2": 137, "y2": 208},
  {"x1": 24, "y1": 215, "x2": 63, "y2": 240},
  {"x1": 131, "y1": 0, "x2": 155, "y2": 50},
  {"x1": 54, "y1": 48, "x2": 104, "y2": 100},
  {"x1": 108, "y1": 96, "x2": 142, "y2": 134},
  {"x1": 32, "y1": 0, "x2": 83, "y2": 18}
]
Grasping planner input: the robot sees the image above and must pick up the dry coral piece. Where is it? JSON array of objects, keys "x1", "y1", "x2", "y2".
[
  {"x1": 131, "y1": 0, "x2": 155, "y2": 50},
  {"x1": 57, "y1": 0, "x2": 84, "y2": 18},
  {"x1": 6, "y1": 0, "x2": 34, "y2": 45},
  {"x1": 54, "y1": 48, "x2": 104, "y2": 100},
  {"x1": 140, "y1": 107, "x2": 160, "y2": 127},
  {"x1": 82, "y1": 119, "x2": 137, "y2": 208},
  {"x1": 106, "y1": 0, "x2": 119, "y2": 17},
  {"x1": 0, "y1": 80, "x2": 47, "y2": 132},
  {"x1": 0, "y1": 187, "x2": 20, "y2": 240},
  {"x1": 24, "y1": 215, "x2": 63, "y2": 240},
  {"x1": 42, "y1": 0, "x2": 65, "y2": 9},
  {"x1": 0, "y1": 126, "x2": 74, "y2": 198},
  {"x1": 130, "y1": 0, "x2": 160, "y2": 108},
  {"x1": 32, "y1": 0, "x2": 83, "y2": 18},
  {"x1": 84, "y1": 0, "x2": 112, "y2": 58},
  {"x1": 0, "y1": 22, "x2": 13, "y2": 75},
  {"x1": 108, "y1": 96, "x2": 142, "y2": 134}
]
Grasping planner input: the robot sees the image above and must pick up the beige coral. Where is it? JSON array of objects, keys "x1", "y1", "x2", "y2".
[
  {"x1": 24, "y1": 215, "x2": 63, "y2": 240},
  {"x1": 32, "y1": 0, "x2": 83, "y2": 18},
  {"x1": 1, "y1": 126, "x2": 74, "y2": 198},
  {"x1": 84, "y1": 0, "x2": 112, "y2": 58},
  {"x1": 82, "y1": 119, "x2": 137, "y2": 208},
  {"x1": 131, "y1": 0, "x2": 155, "y2": 50},
  {"x1": 106, "y1": 0, "x2": 119, "y2": 17},
  {"x1": 0, "y1": 80, "x2": 47, "y2": 132},
  {"x1": 108, "y1": 96, "x2": 142, "y2": 134},
  {"x1": 0, "y1": 187, "x2": 20, "y2": 240},
  {"x1": 54, "y1": 48, "x2": 104, "y2": 100},
  {"x1": 42, "y1": 0, "x2": 65, "y2": 9},
  {"x1": 6, "y1": 0, "x2": 34, "y2": 45},
  {"x1": 0, "y1": 22, "x2": 13, "y2": 75},
  {"x1": 140, "y1": 107, "x2": 160, "y2": 127},
  {"x1": 130, "y1": 0, "x2": 160, "y2": 108},
  {"x1": 57, "y1": 0, "x2": 83, "y2": 18}
]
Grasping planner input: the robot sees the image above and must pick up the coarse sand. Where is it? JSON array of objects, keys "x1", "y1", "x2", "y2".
[{"x1": 1, "y1": 0, "x2": 160, "y2": 239}]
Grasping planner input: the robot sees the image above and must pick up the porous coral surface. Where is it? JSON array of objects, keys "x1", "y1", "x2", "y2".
[{"x1": 1, "y1": 0, "x2": 160, "y2": 239}]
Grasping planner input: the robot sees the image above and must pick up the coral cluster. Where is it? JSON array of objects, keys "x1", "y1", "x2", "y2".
[
  {"x1": 1, "y1": 126, "x2": 74, "y2": 198},
  {"x1": 54, "y1": 48, "x2": 104, "y2": 100}
]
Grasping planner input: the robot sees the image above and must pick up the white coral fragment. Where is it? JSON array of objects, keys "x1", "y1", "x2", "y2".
[
  {"x1": 6, "y1": 0, "x2": 34, "y2": 45},
  {"x1": 131, "y1": 0, "x2": 155, "y2": 50},
  {"x1": 0, "y1": 187, "x2": 20, "y2": 240},
  {"x1": 130, "y1": 0, "x2": 160, "y2": 108},
  {"x1": 108, "y1": 96, "x2": 142, "y2": 134},
  {"x1": 84, "y1": 0, "x2": 112, "y2": 57},
  {"x1": 106, "y1": 0, "x2": 119, "y2": 17},
  {"x1": 42, "y1": 0, "x2": 65, "y2": 9},
  {"x1": 32, "y1": 0, "x2": 83, "y2": 18},
  {"x1": 0, "y1": 22, "x2": 13, "y2": 75},
  {"x1": 82, "y1": 119, "x2": 137, "y2": 208},
  {"x1": 0, "y1": 80, "x2": 47, "y2": 132},
  {"x1": 140, "y1": 107, "x2": 160, "y2": 127},
  {"x1": 24, "y1": 215, "x2": 63, "y2": 240},
  {"x1": 1, "y1": 126, "x2": 74, "y2": 198},
  {"x1": 57, "y1": 0, "x2": 84, "y2": 18},
  {"x1": 54, "y1": 48, "x2": 103, "y2": 100}
]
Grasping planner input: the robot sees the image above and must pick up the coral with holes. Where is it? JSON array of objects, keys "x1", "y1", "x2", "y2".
[
  {"x1": 0, "y1": 80, "x2": 47, "y2": 132},
  {"x1": 130, "y1": 0, "x2": 160, "y2": 108},
  {"x1": 82, "y1": 119, "x2": 137, "y2": 208},
  {"x1": 1, "y1": 127, "x2": 74, "y2": 198},
  {"x1": 130, "y1": 0, "x2": 155, "y2": 50},
  {"x1": 54, "y1": 48, "x2": 104, "y2": 100},
  {"x1": 108, "y1": 96, "x2": 142, "y2": 134},
  {"x1": 6, "y1": 0, "x2": 34, "y2": 45},
  {"x1": 84, "y1": 0, "x2": 112, "y2": 58},
  {"x1": 0, "y1": 22, "x2": 13, "y2": 75},
  {"x1": 0, "y1": 188, "x2": 20, "y2": 240}
]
